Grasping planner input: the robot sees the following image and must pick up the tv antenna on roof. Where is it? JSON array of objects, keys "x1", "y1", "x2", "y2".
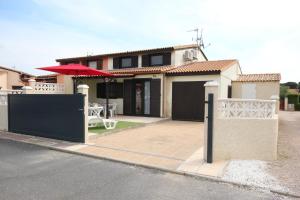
[{"x1": 187, "y1": 28, "x2": 210, "y2": 49}]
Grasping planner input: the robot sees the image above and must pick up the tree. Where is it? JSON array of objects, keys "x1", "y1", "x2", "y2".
[
  {"x1": 280, "y1": 85, "x2": 289, "y2": 98},
  {"x1": 283, "y1": 82, "x2": 298, "y2": 89}
]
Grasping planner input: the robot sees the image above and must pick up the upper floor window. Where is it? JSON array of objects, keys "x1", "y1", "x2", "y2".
[
  {"x1": 121, "y1": 57, "x2": 132, "y2": 68},
  {"x1": 113, "y1": 56, "x2": 138, "y2": 69},
  {"x1": 150, "y1": 55, "x2": 163, "y2": 66},
  {"x1": 88, "y1": 61, "x2": 97, "y2": 69},
  {"x1": 142, "y1": 52, "x2": 171, "y2": 67}
]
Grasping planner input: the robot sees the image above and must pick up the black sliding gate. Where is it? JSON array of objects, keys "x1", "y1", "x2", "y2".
[{"x1": 8, "y1": 94, "x2": 85, "y2": 142}]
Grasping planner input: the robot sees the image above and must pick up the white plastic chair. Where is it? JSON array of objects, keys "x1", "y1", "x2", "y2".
[
  {"x1": 102, "y1": 119, "x2": 118, "y2": 130},
  {"x1": 88, "y1": 105, "x2": 118, "y2": 129},
  {"x1": 109, "y1": 103, "x2": 117, "y2": 117}
]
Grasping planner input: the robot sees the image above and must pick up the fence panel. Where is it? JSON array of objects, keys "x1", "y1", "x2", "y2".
[{"x1": 8, "y1": 94, "x2": 85, "y2": 142}]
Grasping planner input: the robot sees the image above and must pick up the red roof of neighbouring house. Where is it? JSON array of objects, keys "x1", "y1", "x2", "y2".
[{"x1": 233, "y1": 73, "x2": 281, "y2": 82}]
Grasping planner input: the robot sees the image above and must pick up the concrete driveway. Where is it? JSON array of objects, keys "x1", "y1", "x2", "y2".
[{"x1": 80, "y1": 120, "x2": 203, "y2": 170}]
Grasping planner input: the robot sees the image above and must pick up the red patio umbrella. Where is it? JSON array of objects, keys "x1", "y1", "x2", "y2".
[
  {"x1": 37, "y1": 64, "x2": 114, "y2": 119},
  {"x1": 37, "y1": 64, "x2": 113, "y2": 76}
]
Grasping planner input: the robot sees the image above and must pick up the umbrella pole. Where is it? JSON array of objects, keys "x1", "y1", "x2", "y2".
[{"x1": 105, "y1": 78, "x2": 109, "y2": 119}]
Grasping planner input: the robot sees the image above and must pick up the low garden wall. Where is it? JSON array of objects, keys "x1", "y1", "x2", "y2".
[{"x1": 204, "y1": 81, "x2": 279, "y2": 162}]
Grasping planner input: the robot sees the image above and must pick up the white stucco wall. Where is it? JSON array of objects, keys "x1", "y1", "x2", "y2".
[
  {"x1": 0, "y1": 104, "x2": 8, "y2": 131},
  {"x1": 63, "y1": 75, "x2": 74, "y2": 94},
  {"x1": 173, "y1": 48, "x2": 207, "y2": 67},
  {"x1": 214, "y1": 117, "x2": 278, "y2": 161},
  {"x1": 219, "y1": 62, "x2": 242, "y2": 98},
  {"x1": 232, "y1": 81, "x2": 280, "y2": 100}
]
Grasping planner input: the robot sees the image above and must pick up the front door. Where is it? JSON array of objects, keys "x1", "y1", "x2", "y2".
[
  {"x1": 134, "y1": 80, "x2": 151, "y2": 115},
  {"x1": 123, "y1": 79, "x2": 160, "y2": 117}
]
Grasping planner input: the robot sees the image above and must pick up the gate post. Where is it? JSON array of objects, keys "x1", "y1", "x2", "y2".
[
  {"x1": 28, "y1": 79, "x2": 36, "y2": 90},
  {"x1": 22, "y1": 86, "x2": 33, "y2": 94},
  {"x1": 77, "y1": 84, "x2": 89, "y2": 143},
  {"x1": 203, "y1": 81, "x2": 219, "y2": 163}
]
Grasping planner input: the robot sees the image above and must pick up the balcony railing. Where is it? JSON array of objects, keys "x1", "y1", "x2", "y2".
[{"x1": 218, "y1": 98, "x2": 276, "y2": 119}]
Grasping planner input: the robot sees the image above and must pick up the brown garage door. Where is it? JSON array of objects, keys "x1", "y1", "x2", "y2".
[{"x1": 172, "y1": 81, "x2": 206, "y2": 121}]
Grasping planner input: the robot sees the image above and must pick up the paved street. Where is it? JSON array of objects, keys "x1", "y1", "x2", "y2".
[
  {"x1": 269, "y1": 111, "x2": 300, "y2": 194},
  {"x1": 0, "y1": 139, "x2": 285, "y2": 200}
]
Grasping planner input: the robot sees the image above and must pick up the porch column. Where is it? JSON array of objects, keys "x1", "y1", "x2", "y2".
[
  {"x1": 77, "y1": 84, "x2": 89, "y2": 143},
  {"x1": 203, "y1": 81, "x2": 219, "y2": 163}
]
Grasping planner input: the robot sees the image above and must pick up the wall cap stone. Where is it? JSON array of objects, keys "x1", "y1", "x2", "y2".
[{"x1": 204, "y1": 81, "x2": 219, "y2": 87}]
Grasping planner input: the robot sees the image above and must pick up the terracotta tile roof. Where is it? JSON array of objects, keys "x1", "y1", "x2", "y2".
[
  {"x1": 234, "y1": 73, "x2": 281, "y2": 82},
  {"x1": 75, "y1": 73, "x2": 135, "y2": 78},
  {"x1": 166, "y1": 60, "x2": 238, "y2": 74},
  {"x1": 56, "y1": 44, "x2": 199, "y2": 62},
  {"x1": 109, "y1": 66, "x2": 177, "y2": 75},
  {"x1": 173, "y1": 44, "x2": 198, "y2": 50}
]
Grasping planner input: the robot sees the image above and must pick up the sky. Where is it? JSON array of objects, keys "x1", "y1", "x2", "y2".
[{"x1": 0, "y1": 0, "x2": 299, "y2": 82}]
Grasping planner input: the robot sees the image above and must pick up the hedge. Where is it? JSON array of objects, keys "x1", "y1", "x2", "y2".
[{"x1": 287, "y1": 94, "x2": 300, "y2": 111}]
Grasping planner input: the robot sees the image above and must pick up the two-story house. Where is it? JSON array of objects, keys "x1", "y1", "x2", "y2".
[{"x1": 56, "y1": 44, "x2": 241, "y2": 121}]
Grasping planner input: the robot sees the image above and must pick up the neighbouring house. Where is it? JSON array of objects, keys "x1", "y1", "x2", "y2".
[
  {"x1": 56, "y1": 44, "x2": 242, "y2": 121},
  {"x1": 0, "y1": 66, "x2": 33, "y2": 90}
]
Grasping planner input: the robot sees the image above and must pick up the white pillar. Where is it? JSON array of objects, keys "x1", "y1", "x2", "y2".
[
  {"x1": 22, "y1": 86, "x2": 33, "y2": 94},
  {"x1": 284, "y1": 97, "x2": 288, "y2": 111},
  {"x1": 28, "y1": 79, "x2": 36, "y2": 89},
  {"x1": 203, "y1": 81, "x2": 219, "y2": 163},
  {"x1": 270, "y1": 95, "x2": 280, "y2": 114},
  {"x1": 77, "y1": 84, "x2": 89, "y2": 143}
]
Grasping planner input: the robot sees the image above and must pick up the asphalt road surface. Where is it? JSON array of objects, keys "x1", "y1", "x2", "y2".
[{"x1": 0, "y1": 139, "x2": 286, "y2": 200}]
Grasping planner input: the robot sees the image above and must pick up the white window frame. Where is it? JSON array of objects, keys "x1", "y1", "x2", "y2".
[{"x1": 88, "y1": 61, "x2": 97, "y2": 69}]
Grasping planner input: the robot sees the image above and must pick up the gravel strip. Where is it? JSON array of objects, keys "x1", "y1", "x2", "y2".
[{"x1": 222, "y1": 160, "x2": 289, "y2": 193}]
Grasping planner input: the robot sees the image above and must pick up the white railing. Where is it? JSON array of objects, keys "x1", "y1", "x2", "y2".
[
  {"x1": 218, "y1": 98, "x2": 276, "y2": 119},
  {"x1": 34, "y1": 83, "x2": 65, "y2": 94}
]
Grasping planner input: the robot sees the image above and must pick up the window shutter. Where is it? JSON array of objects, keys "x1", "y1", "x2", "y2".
[
  {"x1": 123, "y1": 80, "x2": 133, "y2": 115},
  {"x1": 163, "y1": 52, "x2": 171, "y2": 65},
  {"x1": 132, "y1": 56, "x2": 138, "y2": 67},
  {"x1": 150, "y1": 79, "x2": 161, "y2": 117},
  {"x1": 142, "y1": 55, "x2": 149, "y2": 67},
  {"x1": 81, "y1": 60, "x2": 88, "y2": 66},
  {"x1": 113, "y1": 57, "x2": 120, "y2": 69},
  {"x1": 97, "y1": 59, "x2": 103, "y2": 70}
]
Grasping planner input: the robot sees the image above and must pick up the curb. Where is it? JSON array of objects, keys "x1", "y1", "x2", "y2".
[{"x1": 2, "y1": 136, "x2": 299, "y2": 199}]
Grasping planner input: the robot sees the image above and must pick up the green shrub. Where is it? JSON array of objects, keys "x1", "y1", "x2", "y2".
[
  {"x1": 287, "y1": 94, "x2": 299, "y2": 104},
  {"x1": 295, "y1": 104, "x2": 300, "y2": 111}
]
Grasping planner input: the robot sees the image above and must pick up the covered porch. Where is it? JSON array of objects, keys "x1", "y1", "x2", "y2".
[{"x1": 74, "y1": 73, "x2": 164, "y2": 118}]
